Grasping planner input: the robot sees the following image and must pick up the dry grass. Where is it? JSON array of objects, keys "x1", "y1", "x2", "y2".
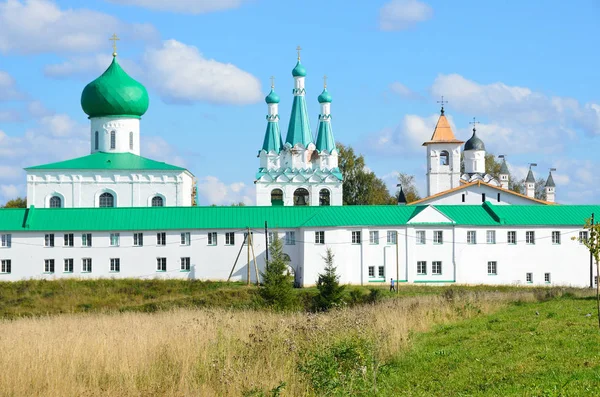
[{"x1": 0, "y1": 290, "x2": 556, "y2": 396}]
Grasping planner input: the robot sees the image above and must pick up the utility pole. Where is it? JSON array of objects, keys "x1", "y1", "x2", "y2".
[
  {"x1": 247, "y1": 227, "x2": 251, "y2": 286},
  {"x1": 591, "y1": 213, "x2": 595, "y2": 289},
  {"x1": 396, "y1": 230, "x2": 399, "y2": 294},
  {"x1": 264, "y1": 221, "x2": 269, "y2": 270}
]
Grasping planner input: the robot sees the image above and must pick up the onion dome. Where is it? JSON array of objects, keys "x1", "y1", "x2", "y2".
[
  {"x1": 81, "y1": 56, "x2": 149, "y2": 118},
  {"x1": 464, "y1": 128, "x2": 486, "y2": 151},
  {"x1": 265, "y1": 88, "x2": 280, "y2": 104},
  {"x1": 318, "y1": 88, "x2": 332, "y2": 103},
  {"x1": 292, "y1": 61, "x2": 307, "y2": 77}
]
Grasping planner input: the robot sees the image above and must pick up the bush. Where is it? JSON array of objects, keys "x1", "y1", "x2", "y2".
[
  {"x1": 313, "y1": 248, "x2": 345, "y2": 312},
  {"x1": 259, "y1": 234, "x2": 298, "y2": 311},
  {"x1": 365, "y1": 288, "x2": 383, "y2": 304}
]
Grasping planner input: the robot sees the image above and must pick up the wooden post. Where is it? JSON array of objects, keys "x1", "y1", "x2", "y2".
[
  {"x1": 227, "y1": 233, "x2": 247, "y2": 282},
  {"x1": 395, "y1": 230, "x2": 399, "y2": 294},
  {"x1": 247, "y1": 227, "x2": 251, "y2": 285},
  {"x1": 250, "y1": 234, "x2": 260, "y2": 285}
]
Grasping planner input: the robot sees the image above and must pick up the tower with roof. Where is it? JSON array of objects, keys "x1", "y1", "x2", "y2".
[
  {"x1": 423, "y1": 105, "x2": 463, "y2": 196},
  {"x1": 545, "y1": 169, "x2": 556, "y2": 203},
  {"x1": 25, "y1": 37, "x2": 195, "y2": 208},
  {"x1": 525, "y1": 164, "x2": 537, "y2": 198},
  {"x1": 255, "y1": 49, "x2": 343, "y2": 206}
]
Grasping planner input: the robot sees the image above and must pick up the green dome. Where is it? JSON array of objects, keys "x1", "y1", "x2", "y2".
[
  {"x1": 292, "y1": 61, "x2": 306, "y2": 77},
  {"x1": 265, "y1": 88, "x2": 280, "y2": 104},
  {"x1": 81, "y1": 57, "x2": 149, "y2": 118},
  {"x1": 464, "y1": 129, "x2": 485, "y2": 151},
  {"x1": 318, "y1": 88, "x2": 332, "y2": 103}
]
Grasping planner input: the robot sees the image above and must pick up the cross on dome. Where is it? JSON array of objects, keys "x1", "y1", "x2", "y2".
[
  {"x1": 109, "y1": 33, "x2": 120, "y2": 57},
  {"x1": 296, "y1": 45, "x2": 302, "y2": 60},
  {"x1": 270, "y1": 75, "x2": 275, "y2": 89},
  {"x1": 437, "y1": 96, "x2": 448, "y2": 115},
  {"x1": 469, "y1": 117, "x2": 480, "y2": 132},
  {"x1": 323, "y1": 74, "x2": 327, "y2": 88}
]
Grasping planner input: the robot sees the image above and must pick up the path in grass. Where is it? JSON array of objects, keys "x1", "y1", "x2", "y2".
[{"x1": 379, "y1": 296, "x2": 600, "y2": 396}]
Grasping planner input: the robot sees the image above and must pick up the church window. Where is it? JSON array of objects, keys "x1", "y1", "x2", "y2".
[
  {"x1": 110, "y1": 258, "x2": 120, "y2": 273},
  {"x1": 207, "y1": 232, "x2": 217, "y2": 246},
  {"x1": 319, "y1": 189, "x2": 330, "y2": 206},
  {"x1": 94, "y1": 131, "x2": 99, "y2": 150},
  {"x1": 416, "y1": 230, "x2": 426, "y2": 245},
  {"x1": 507, "y1": 231, "x2": 516, "y2": 244},
  {"x1": 156, "y1": 257, "x2": 167, "y2": 272},
  {"x1": 368, "y1": 266, "x2": 375, "y2": 278},
  {"x1": 63, "y1": 233, "x2": 74, "y2": 247},
  {"x1": 351, "y1": 231, "x2": 361, "y2": 244},
  {"x1": 481, "y1": 193, "x2": 486, "y2": 202},
  {"x1": 0, "y1": 260, "x2": 11, "y2": 274},
  {"x1": 110, "y1": 233, "x2": 120, "y2": 247},
  {"x1": 64, "y1": 258, "x2": 73, "y2": 273},
  {"x1": 271, "y1": 189, "x2": 284, "y2": 206},
  {"x1": 181, "y1": 257, "x2": 190, "y2": 271},
  {"x1": 579, "y1": 231, "x2": 588, "y2": 244},
  {"x1": 461, "y1": 194, "x2": 465, "y2": 203},
  {"x1": 432, "y1": 261, "x2": 442, "y2": 275},
  {"x1": 44, "y1": 259, "x2": 55, "y2": 273},
  {"x1": 110, "y1": 131, "x2": 116, "y2": 149},
  {"x1": 285, "y1": 231, "x2": 295, "y2": 245},
  {"x1": 488, "y1": 261, "x2": 497, "y2": 275},
  {"x1": 157, "y1": 232, "x2": 166, "y2": 246},
  {"x1": 82, "y1": 233, "x2": 92, "y2": 247},
  {"x1": 44, "y1": 234, "x2": 54, "y2": 247},
  {"x1": 151, "y1": 196, "x2": 164, "y2": 207},
  {"x1": 417, "y1": 261, "x2": 427, "y2": 275},
  {"x1": 1, "y1": 234, "x2": 11, "y2": 248},
  {"x1": 387, "y1": 231, "x2": 397, "y2": 244},
  {"x1": 552, "y1": 231, "x2": 561, "y2": 244},
  {"x1": 293, "y1": 188, "x2": 309, "y2": 206},
  {"x1": 467, "y1": 231, "x2": 477, "y2": 244},
  {"x1": 526, "y1": 231, "x2": 535, "y2": 245},
  {"x1": 433, "y1": 231, "x2": 443, "y2": 244},
  {"x1": 440, "y1": 151, "x2": 449, "y2": 166},
  {"x1": 378, "y1": 266, "x2": 384, "y2": 278},
  {"x1": 99, "y1": 192, "x2": 114, "y2": 208},
  {"x1": 133, "y1": 233, "x2": 143, "y2": 247},
  {"x1": 369, "y1": 231, "x2": 379, "y2": 244},
  {"x1": 49, "y1": 196, "x2": 62, "y2": 208},
  {"x1": 315, "y1": 231, "x2": 325, "y2": 244},
  {"x1": 226, "y1": 232, "x2": 235, "y2": 246},
  {"x1": 129, "y1": 132, "x2": 134, "y2": 150},
  {"x1": 526, "y1": 272, "x2": 533, "y2": 283},
  {"x1": 486, "y1": 230, "x2": 496, "y2": 244},
  {"x1": 544, "y1": 273, "x2": 551, "y2": 283},
  {"x1": 497, "y1": 193, "x2": 501, "y2": 202},
  {"x1": 181, "y1": 232, "x2": 190, "y2": 246}
]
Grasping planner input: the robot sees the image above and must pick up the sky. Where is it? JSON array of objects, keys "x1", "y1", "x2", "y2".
[{"x1": 0, "y1": 0, "x2": 599, "y2": 205}]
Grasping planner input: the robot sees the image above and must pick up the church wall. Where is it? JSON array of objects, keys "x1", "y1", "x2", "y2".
[
  {"x1": 255, "y1": 181, "x2": 342, "y2": 206},
  {"x1": 416, "y1": 185, "x2": 546, "y2": 206},
  {"x1": 90, "y1": 116, "x2": 141, "y2": 155},
  {"x1": 0, "y1": 225, "x2": 594, "y2": 287},
  {"x1": 27, "y1": 171, "x2": 193, "y2": 208}
]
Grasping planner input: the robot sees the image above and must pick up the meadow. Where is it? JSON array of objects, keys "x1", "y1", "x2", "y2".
[{"x1": 0, "y1": 282, "x2": 597, "y2": 396}]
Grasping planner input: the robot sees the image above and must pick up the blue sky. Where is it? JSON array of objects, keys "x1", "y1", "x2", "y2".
[{"x1": 1, "y1": 0, "x2": 599, "y2": 204}]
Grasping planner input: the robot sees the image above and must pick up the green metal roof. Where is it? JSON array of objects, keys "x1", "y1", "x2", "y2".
[
  {"x1": 261, "y1": 121, "x2": 283, "y2": 153},
  {"x1": 464, "y1": 129, "x2": 485, "y2": 151},
  {"x1": 25, "y1": 152, "x2": 186, "y2": 171},
  {"x1": 81, "y1": 56, "x2": 149, "y2": 118},
  {"x1": 285, "y1": 95, "x2": 313, "y2": 147},
  {"x1": 292, "y1": 61, "x2": 307, "y2": 77},
  {"x1": 315, "y1": 119, "x2": 336, "y2": 153},
  {"x1": 265, "y1": 88, "x2": 280, "y2": 104},
  {"x1": 318, "y1": 88, "x2": 332, "y2": 103},
  {"x1": 1, "y1": 203, "x2": 598, "y2": 233}
]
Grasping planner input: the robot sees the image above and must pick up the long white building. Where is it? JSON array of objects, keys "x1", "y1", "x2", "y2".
[{"x1": 0, "y1": 203, "x2": 597, "y2": 287}]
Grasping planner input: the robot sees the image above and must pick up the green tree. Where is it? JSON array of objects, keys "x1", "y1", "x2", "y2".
[
  {"x1": 573, "y1": 216, "x2": 600, "y2": 330},
  {"x1": 460, "y1": 153, "x2": 505, "y2": 179},
  {"x1": 510, "y1": 177, "x2": 547, "y2": 200},
  {"x1": 2, "y1": 197, "x2": 26, "y2": 208},
  {"x1": 337, "y1": 143, "x2": 394, "y2": 205},
  {"x1": 396, "y1": 173, "x2": 421, "y2": 203},
  {"x1": 313, "y1": 248, "x2": 345, "y2": 311},
  {"x1": 259, "y1": 234, "x2": 297, "y2": 311}
]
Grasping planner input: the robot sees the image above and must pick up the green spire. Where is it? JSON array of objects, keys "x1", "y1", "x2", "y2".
[
  {"x1": 261, "y1": 121, "x2": 283, "y2": 153},
  {"x1": 81, "y1": 56, "x2": 149, "y2": 118},
  {"x1": 315, "y1": 119, "x2": 336, "y2": 153},
  {"x1": 286, "y1": 95, "x2": 313, "y2": 147}
]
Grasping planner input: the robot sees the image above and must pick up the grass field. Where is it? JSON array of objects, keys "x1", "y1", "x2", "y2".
[{"x1": 0, "y1": 283, "x2": 597, "y2": 396}]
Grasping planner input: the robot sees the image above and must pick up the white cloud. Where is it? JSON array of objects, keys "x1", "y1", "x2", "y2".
[
  {"x1": 0, "y1": 109, "x2": 21, "y2": 122},
  {"x1": 107, "y1": 0, "x2": 250, "y2": 14},
  {"x1": 0, "y1": 70, "x2": 25, "y2": 101},
  {"x1": 389, "y1": 81, "x2": 420, "y2": 99},
  {"x1": 142, "y1": 136, "x2": 187, "y2": 168},
  {"x1": 143, "y1": 40, "x2": 262, "y2": 105},
  {"x1": 0, "y1": 184, "x2": 21, "y2": 201},
  {"x1": 196, "y1": 176, "x2": 254, "y2": 205},
  {"x1": 0, "y1": 0, "x2": 157, "y2": 54},
  {"x1": 379, "y1": 0, "x2": 433, "y2": 31},
  {"x1": 43, "y1": 53, "x2": 142, "y2": 80}
]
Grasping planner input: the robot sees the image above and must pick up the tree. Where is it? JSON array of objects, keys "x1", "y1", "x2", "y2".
[
  {"x1": 573, "y1": 216, "x2": 600, "y2": 330},
  {"x1": 313, "y1": 248, "x2": 345, "y2": 311},
  {"x1": 2, "y1": 197, "x2": 26, "y2": 208},
  {"x1": 460, "y1": 153, "x2": 505, "y2": 179},
  {"x1": 396, "y1": 173, "x2": 421, "y2": 203},
  {"x1": 336, "y1": 143, "x2": 394, "y2": 205},
  {"x1": 510, "y1": 177, "x2": 547, "y2": 200},
  {"x1": 259, "y1": 234, "x2": 297, "y2": 311}
]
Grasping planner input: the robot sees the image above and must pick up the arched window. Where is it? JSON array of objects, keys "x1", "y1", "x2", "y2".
[
  {"x1": 110, "y1": 131, "x2": 116, "y2": 149},
  {"x1": 293, "y1": 188, "x2": 309, "y2": 206},
  {"x1": 49, "y1": 196, "x2": 62, "y2": 208},
  {"x1": 440, "y1": 150, "x2": 449, "y2": 166},
  {"x1": 151, "y1": 196, "x2": 164, "y2": 207},
  {"x1": 319, "y1": 189, "x2": 330, "y2": 206},
  {"x1": 129, "y1": 132, "x2": 133, "y2": 150},
  {"x1": 271, "y1": 189, "x2": 283, "y2": 206},
  {"x1": 94, "y1": 131, "x2": 99, "y2": 150},
  {"x1": 99, "y1": 192, "x2": 114, "y2": 208}
]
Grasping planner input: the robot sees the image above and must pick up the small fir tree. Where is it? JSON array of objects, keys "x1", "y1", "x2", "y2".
[
  {"x1": 259, "y1": 234, "x2": 297, "y2": 311},
  {"x1": 573, "y1": 216, "x2": 600, "y2": 330},
  {"x1": 313, "y1": 248, "x2": 345, "y2": 311}
]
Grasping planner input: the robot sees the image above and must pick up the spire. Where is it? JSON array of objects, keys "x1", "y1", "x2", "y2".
[
  {"x1": 545, "y1": 169, "x2": 556, "y2": 187},
  {"x1": 422, "y1": 108, "x2": 463, "y2": 146},
  {"x1": 315, "y1": 76, "x2": 336, "y2": 153},
  {"x1": 397, "y1": 185, "x2": 407, "y2": 206},
  {"x1": 499, "y1": 156, "x2": 509, "y2": 175},
  {"x1": 286, "y1": 49, "x2": 312, "y2": 147},
  {"x1": 525, "y1": 164, "x2": 536, "y2": 183},
  {"x1": 261, "y1": 77, "x2": 282, "y2": 153}
]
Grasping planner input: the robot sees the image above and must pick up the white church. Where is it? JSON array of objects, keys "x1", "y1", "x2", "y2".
[{"x1": 0, "y1": 47, "x2": 597, "y2": 288}]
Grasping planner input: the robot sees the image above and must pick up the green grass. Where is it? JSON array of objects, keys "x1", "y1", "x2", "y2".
[{"x1": 379, "y1": 295, "x2": 600, "y2": 396}]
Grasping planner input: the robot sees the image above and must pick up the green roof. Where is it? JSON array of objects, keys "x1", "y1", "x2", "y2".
[
  {"x1": 292, "y1": 61, "x2": 307, "y2": 77},
  {"x1": 0, "y1": 203, "x2": 597, "y2": 232},
  {"x1": 315, "y1": 118, "x2": 336, "y2": 153},
  {"x1": 318, "y1": 88, "x2": 332, "y2": 103},
  {"x1": 464, "y1": 129, "x2": 485, "y2": 151},
  {"x1": 81, "y1": 56, "x2": 149, "y2": 118},
  {"x1": 261, "y1": 121, "x2": 283, "y2": 153},
  {"x1": 25, "y1": 152, "x2": 186, "y2": 171},
  {"x1": 285, "y1": 95, "x2": 313, "y2": 147},
  {"x1": 265, "y1": 88, "x2": 280, "y2": 104}
]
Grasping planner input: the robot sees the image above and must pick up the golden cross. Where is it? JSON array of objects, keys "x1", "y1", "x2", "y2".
[
  {"x1": 109, "y1": 33, "x2": 120, "y2": 56},
  {"x1": 296, "y1": 45, "x2": 302, "y2": 60},
  {"x1": 270, "y1": 75, "x2": 275, "y2": 89},
  {"x1": 323, "y1": 75, "x2": 327, "y2": 88}
]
